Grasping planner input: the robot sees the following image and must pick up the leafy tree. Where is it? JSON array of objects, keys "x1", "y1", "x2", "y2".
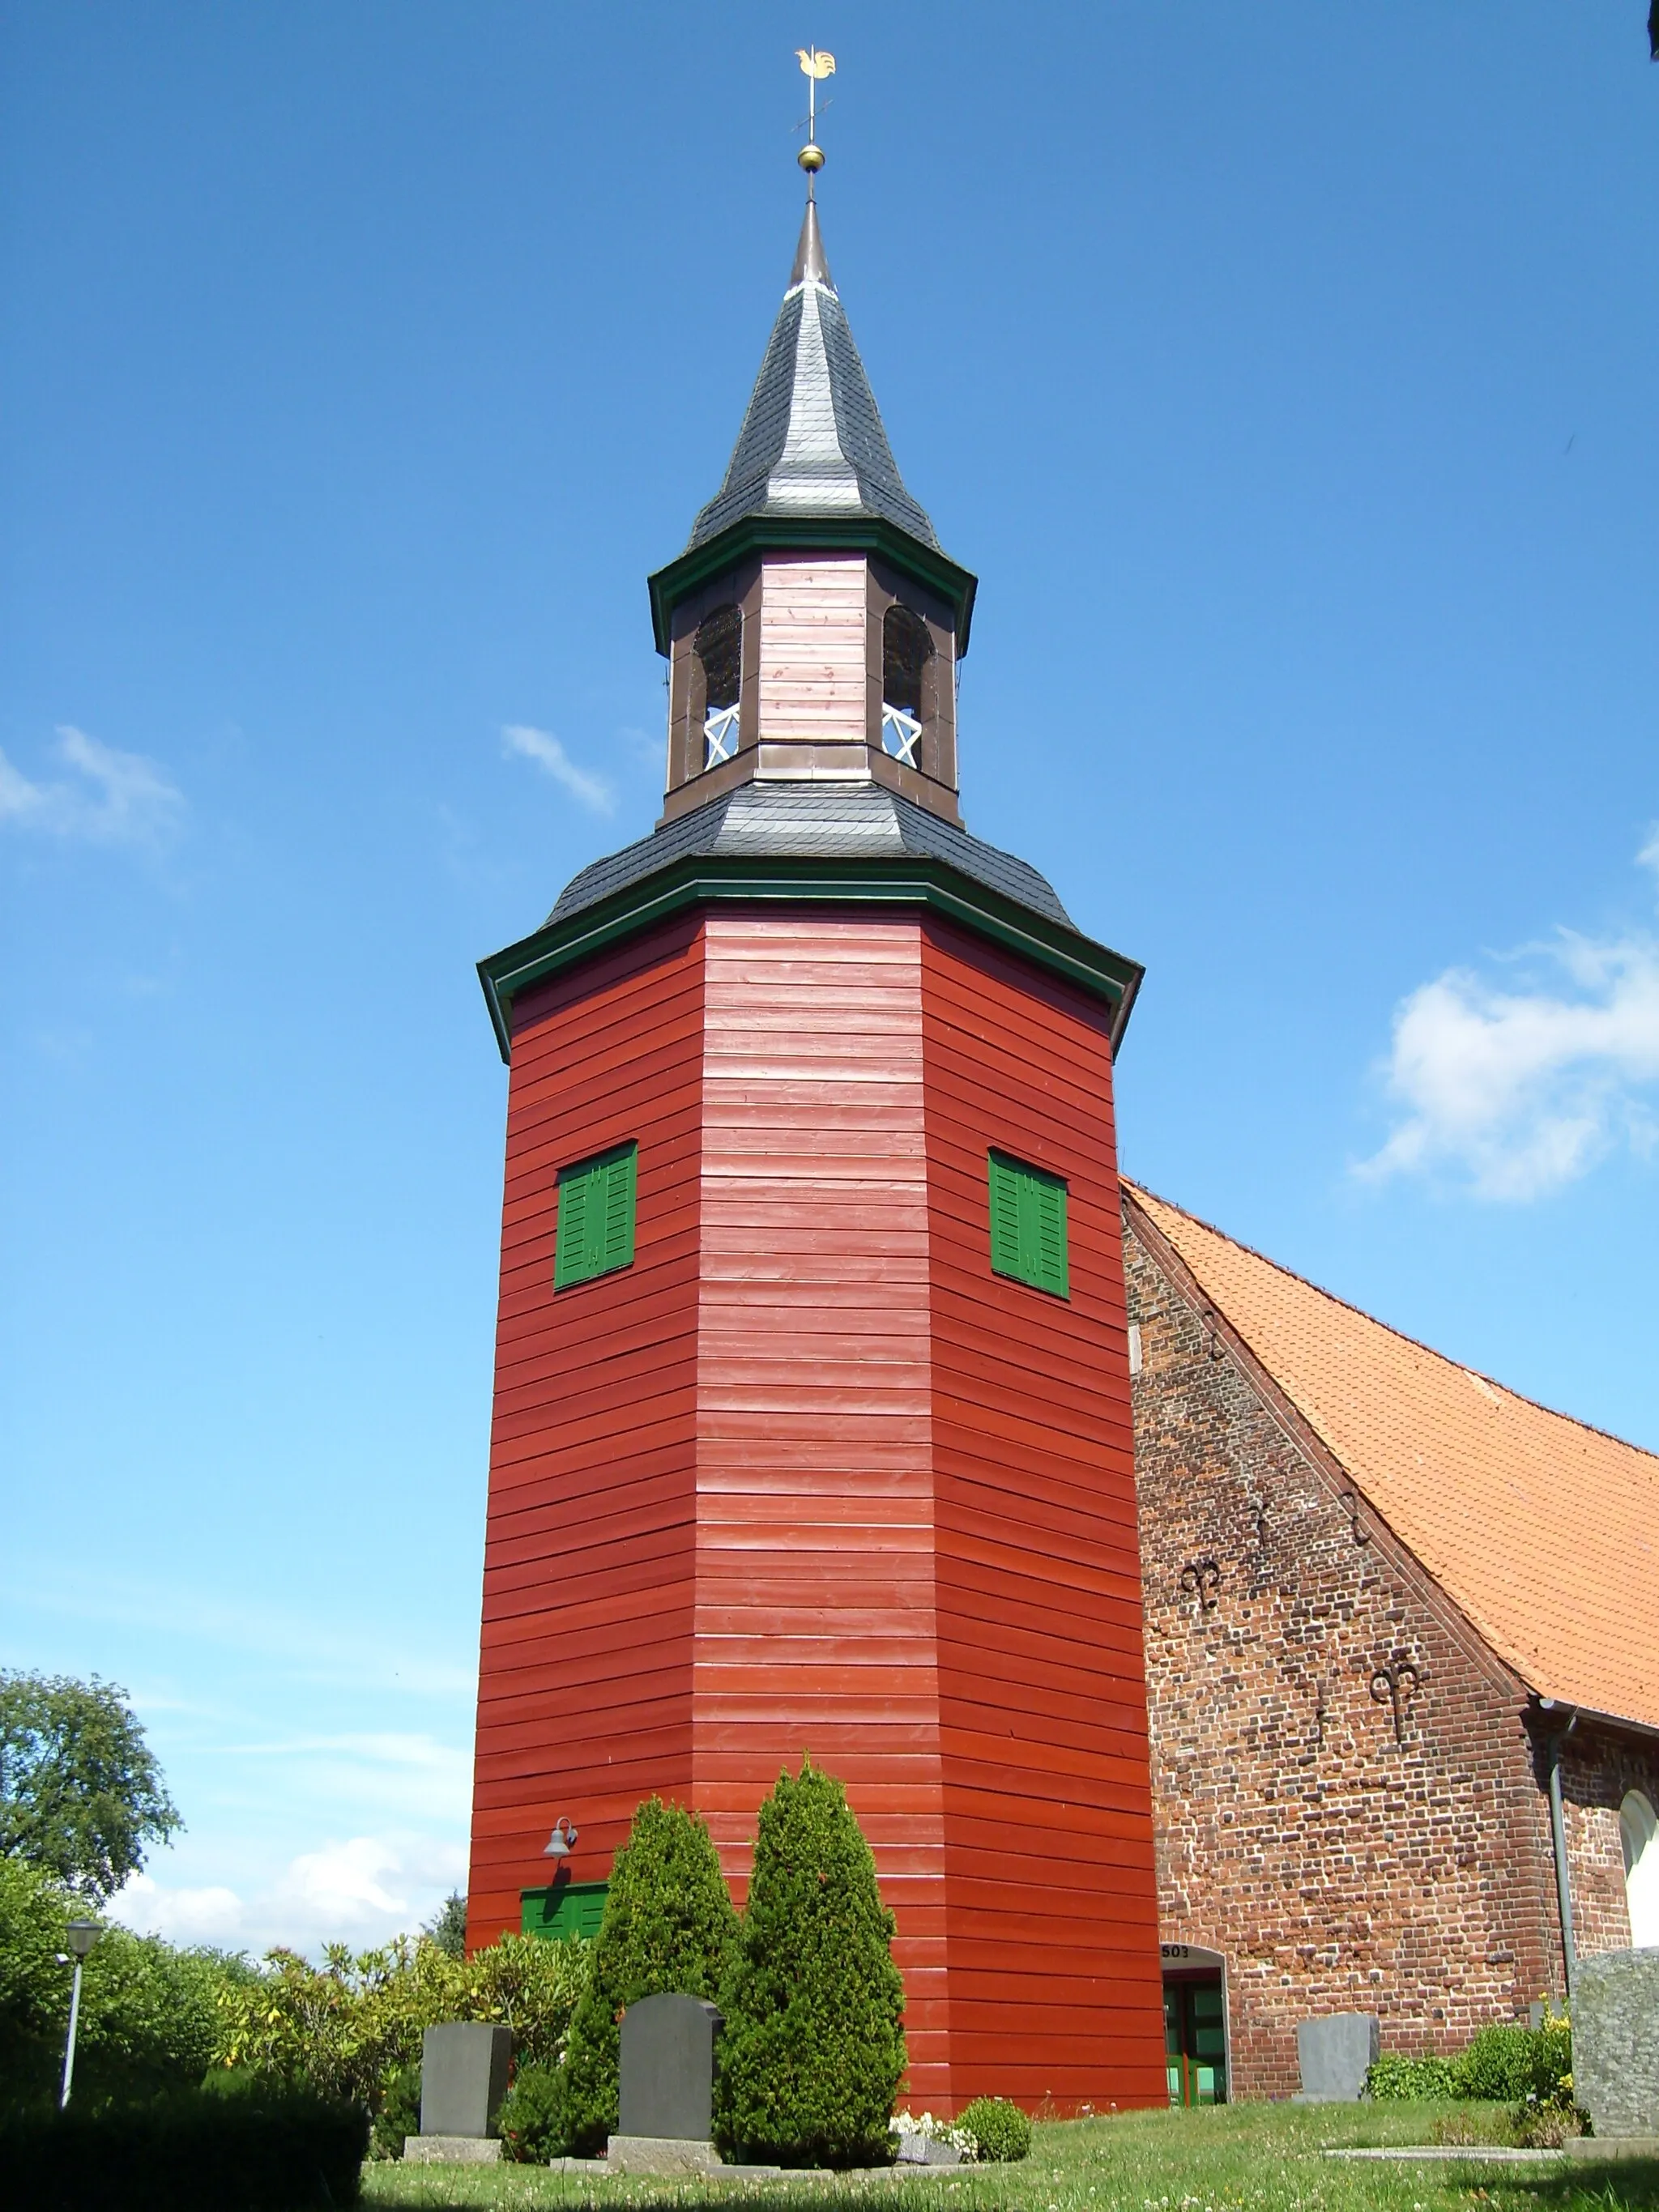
[
  {"x1": 714, "y1": 1759, "x2": 905, "y2": 2168},
  {"x1": 558, "y1": 1798, "x2": 740, "y2": 2155},
  {"x1": 0, "y1": 1672, "x2": 181, "y2": 1902},
  {"x1": 421, "y1": 1890, "x2": 467, "y2": 1958}
]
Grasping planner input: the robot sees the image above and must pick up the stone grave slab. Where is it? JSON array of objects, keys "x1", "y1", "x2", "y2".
[
  {"x1": 1294, "y1": 2013, "x2": 1379, "y2": 2102},
  {"x1": 1573, "y1": 1949, "x2": 1659, "y2": 2141},
  {"x1": 416, "y1": 2021, "x2": 511, "y2": 2140},
  {"x1": 617, "y1": 1992, "x2": 723, "y2": 2144}
]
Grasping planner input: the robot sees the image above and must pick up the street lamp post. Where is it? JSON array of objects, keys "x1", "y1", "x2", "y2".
[{"x1": 59, "y1": 1919, "x2": 102, "y2": 2108}]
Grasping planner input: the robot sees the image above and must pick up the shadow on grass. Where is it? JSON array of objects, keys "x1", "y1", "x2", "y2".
[{"x1": 1495, "y1": 2158, "x2": 1659, "y2": 2212}]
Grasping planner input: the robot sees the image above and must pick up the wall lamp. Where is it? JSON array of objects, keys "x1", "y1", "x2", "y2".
[{"x1": 544, "y1": 1817, "x2": 579, "y2": 1860}]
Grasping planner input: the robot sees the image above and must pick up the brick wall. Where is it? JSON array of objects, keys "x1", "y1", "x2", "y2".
[
  {"x1": 1561, "y1": 1730, "x2": 1657, "y2": 1960},
  {"x1": 1124, "y1": 1203, "x2": 1568, "y2": 2099}
]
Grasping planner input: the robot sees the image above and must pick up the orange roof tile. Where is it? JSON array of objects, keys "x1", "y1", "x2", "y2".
[{"x1": 1128, "y1": 1185, "x2": 1659, "y2": 1733}]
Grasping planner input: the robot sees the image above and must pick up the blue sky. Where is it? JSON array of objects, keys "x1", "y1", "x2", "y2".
[{"x1": 3, "y1": 4, "x2": 1656, "y2": 1955}]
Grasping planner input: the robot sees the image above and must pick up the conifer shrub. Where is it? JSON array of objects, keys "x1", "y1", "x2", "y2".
[
  {"x1": 497, "y1": 2060, "x2": 567, "y2": 2163},
  {"x1": 714, "y1": 1759, "x2": 906, "y2": 2169},
  {"x1": 557, "y1": 1798, "x2": 740, "y2": 2156},
  {"x1": 957, "y1": 2095, "x2": 1031, "y2": 2162}
]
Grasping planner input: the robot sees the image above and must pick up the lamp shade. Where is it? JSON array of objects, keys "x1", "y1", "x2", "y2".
[{"x1": 65, "y1": 1920, "x2": 102, "y2": 1960}]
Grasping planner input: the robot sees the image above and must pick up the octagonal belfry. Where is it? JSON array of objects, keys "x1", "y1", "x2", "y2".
[{"x1": 464, "y1": 196, "x2": 1166, "y2": 2116}]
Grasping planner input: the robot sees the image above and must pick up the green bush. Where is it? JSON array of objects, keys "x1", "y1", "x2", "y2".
[
  {"x1": 558, "y1": 1797, "x2": 740, "y2": 2156},
  {"x1": 714, "y1": 1759, "x2": 906, "y2": 2170},
  {"x1": 497, "y1": 2060, "x2": 567, "y2": 2163},
  {"x1": 1366, "y1": 2052, "x2": 1458, "y2": 2101},
  {"x1": 1454, "y1": 2021, "x2": 1567, "y2": 2103},
  {"x1": 0, "y1": 2082, "x2": 369, "y2": 2210},
  {"x1": 957, "y1": 2095, "x2": 1031, "y2": 2162},
  {"x1": 0, "y1": 1856, "x2": 249, "y2": 2112},
  {"x1": 212, "y1": 1926, "x2": 591, "y2": 2133},
  {"x1": 370, "y1": 2062, "x2": 421, "y2": 2162}
]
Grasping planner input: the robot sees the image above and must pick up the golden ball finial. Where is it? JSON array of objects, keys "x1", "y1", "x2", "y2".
[{"x1": 798, "y1": 143, "x2": 825, "y2": 175}]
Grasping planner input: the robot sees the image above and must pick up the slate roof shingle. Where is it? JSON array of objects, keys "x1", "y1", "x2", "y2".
[
  {"x1": 1129, "y1": 1185, "x2": 1659, "y2": 1732},
  {"x1": 547, "y1": 780, "x2": 1075, "y2": 930},
  {"x1": 686, "y1": 202, "x2": 941, "y2": 554}
]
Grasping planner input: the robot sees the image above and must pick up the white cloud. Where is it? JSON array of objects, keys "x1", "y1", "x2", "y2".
[
  {"x1": 0, "y1": 725, "x2": 186, "y2": 847},
  {"x1": 110, "y1": 1832, "x2": 468, "y2": 1958},
  {"x1": 502, "y1": 722, "x2": 614, "y2": 814},
  {"x1": 112, "y1": 1872, "x2": 245, "y2": 1946},
  {"x1": 1360, "y1": 835, "x2": 1659, "y2": 1200}
]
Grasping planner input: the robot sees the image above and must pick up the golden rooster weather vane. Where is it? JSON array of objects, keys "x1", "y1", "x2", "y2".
[{"x1": 795, "y1": 45, "x2": 834, "y2": 193}]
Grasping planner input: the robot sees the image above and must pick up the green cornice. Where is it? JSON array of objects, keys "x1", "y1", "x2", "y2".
[
  {"x1": 477, "y1": 854, "x2": 1143, "y2": 1067},
  {"x1": 647, "y1": 517, "x2": 979, "y2": 657}
]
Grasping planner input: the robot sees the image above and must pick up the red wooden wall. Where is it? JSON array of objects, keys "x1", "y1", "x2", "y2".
[
  {"x1": 921, "y1": 918, "x2": 1166, "y2": 2111},
  {"x1": 465, "y1": 916, "x2": 706, "y2": 1951},
  {"x1": 466, "y1": 901, "x2": 1163, "y2": 2113},
  {"x1": 692, "y1": 913, "x2": 949, "y2": 2104}
]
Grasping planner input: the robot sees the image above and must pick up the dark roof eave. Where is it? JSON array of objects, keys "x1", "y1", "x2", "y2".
[
  {"x1": 648, "y1": 514, "x2": 979, "y2": 657},
  {"x1": 1534, "y1": 1695, "x2": 1659, "y2": 1746},
  {"x1": 478, "y1": 850, "x2": 1141, "y2": 1066}
]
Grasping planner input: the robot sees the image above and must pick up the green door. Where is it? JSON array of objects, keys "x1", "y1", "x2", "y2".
[
  {"x1": 1164, "y1": 1976, "x2": 1227, "y2": 2105},
  {"x1": 521, "y1": 1880, "x2": 608, "y2": 1941}
]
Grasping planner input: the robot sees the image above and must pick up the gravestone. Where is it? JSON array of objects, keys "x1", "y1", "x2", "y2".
[
  {"x1": 896, "y1": 2129, "x2": 963, "y2": 2165},
  {"x1": 608, "y1": 1993, "x2": 724, "y2": 2174},
  {"x1": 403, "y1": 2022, "x2": 512, "y2": 2163},
  {"x1": 1294, "y1": 2013, "x2": 1379, "y2": 2103},
  {"x1": 1572, "y1": 1949, "x2": 1659, "y2": 2141}
]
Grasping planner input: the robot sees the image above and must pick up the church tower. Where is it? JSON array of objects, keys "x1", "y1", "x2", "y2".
[{"x1": 466, "y1": 159, "x2": 1166, "y2": 2115}]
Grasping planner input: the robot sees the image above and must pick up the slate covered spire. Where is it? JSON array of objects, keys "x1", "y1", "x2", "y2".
[{"x1": 685, "y1": 200, "x2": 940, "y2": 553}]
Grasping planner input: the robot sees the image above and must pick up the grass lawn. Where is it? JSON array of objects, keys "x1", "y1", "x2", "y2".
[{"x1": 363, "y1": 2104, "x2": 1659, "y2": 2212}]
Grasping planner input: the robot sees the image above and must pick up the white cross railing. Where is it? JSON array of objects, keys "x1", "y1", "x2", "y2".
[
  {"x1": 703, "y1": 703, "x2": 740, "y2": 768},
  {"x1": 881, "y1": 703, "x2": 921, "y2": 767}
]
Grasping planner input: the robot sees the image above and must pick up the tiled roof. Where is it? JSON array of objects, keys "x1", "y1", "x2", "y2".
[
  {"x1": 1128, "y1": 1186, "x2": 1659, "y2": 1733},
  {"x1": 685, "y1": 202, "x2": 940, "y2": 554},
  {"x1": 548, "y1": 779, "x2": 1074, "y2": 930}
]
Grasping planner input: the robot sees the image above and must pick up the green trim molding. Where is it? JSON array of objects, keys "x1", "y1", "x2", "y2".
[
  {"x1": 648, "y1": 514, "x2": 979, "y2": 657},
  {"x1": 478, "y1": 852, "x2": 1144, "y2": 1066}
]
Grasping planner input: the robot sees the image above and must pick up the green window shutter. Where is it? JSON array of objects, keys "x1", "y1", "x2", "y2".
[
  {"x1": 987, "y1": 1149, "x2": 1069, "y2": 1298},
  {"x1": 987, "y1": 1154, "x2": 1023, "y2": 1277},
  {"x1": 555, "y1": 1143, "x2": 638, "y2": 1289},
  {"x1": 603, "y1": 1143, "x2": 637, "y2": 1273}
]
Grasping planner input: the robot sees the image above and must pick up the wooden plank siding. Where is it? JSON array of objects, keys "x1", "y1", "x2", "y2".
[
  {"x1": 757, "y1": 556, "x2": 868, "y2": 744},
  {"x1": 465, "y1": 917, "x2": 706, "y2": 1954},
  {"x1": 464, "y1": 900, "x2": 1163, "y2": 2114},
  {"x1": 692, "y1": 912, "x2": 950, "y2": 2107},
  {"x1": 920, "y1": 917, "x2": 1166, "y2": 2112}
]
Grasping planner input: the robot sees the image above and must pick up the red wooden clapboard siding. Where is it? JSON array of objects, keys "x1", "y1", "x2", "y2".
[
  {"x1": 465, "y1": 918, "x2": 706, "y2": 1954},
  {"x1": 920, "y1": 917, "x2": 1166, "y2": 2112},
  {"x1": 691, "y1": 913, "x2": 950, "y2": 2107},
  {"x1": 464, "y1": 899, "x2": 1162, "y2": 2114}
]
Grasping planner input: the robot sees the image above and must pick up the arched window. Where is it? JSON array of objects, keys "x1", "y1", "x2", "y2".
[
  {"x1": 696, "y1": 604, "x2": 742, "y2": 768},
  {"x1": 881, "y1": 604, "x2": 932, "y2": 768},
  {"x1": 1622, "y1": 1790, "x2": 1659, "y2": 1947}
]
